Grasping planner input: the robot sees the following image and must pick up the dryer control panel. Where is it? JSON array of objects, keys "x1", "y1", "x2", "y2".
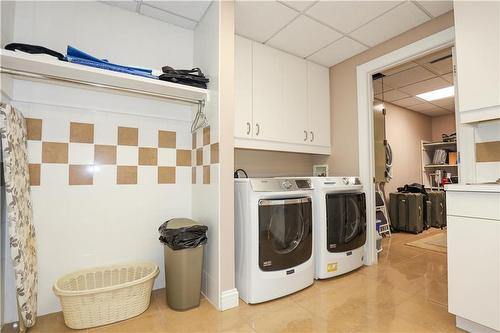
[{"x1": 250, "y1": 178, "x2": 312, "y2": 192}]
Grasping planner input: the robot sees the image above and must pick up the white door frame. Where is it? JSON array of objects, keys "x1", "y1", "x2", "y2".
[{"x1": 357, "y1": 27, "x2": 455, "y2": 265}]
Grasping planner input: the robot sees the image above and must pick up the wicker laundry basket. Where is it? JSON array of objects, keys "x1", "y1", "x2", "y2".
[{"x1": 53, "y1": 262, "x2": 159, "y2": 329}]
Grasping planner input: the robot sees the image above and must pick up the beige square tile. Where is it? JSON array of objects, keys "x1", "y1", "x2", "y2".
[
  {"x1": 192, "y1": 132, "x2": 197, "y2": 149},
  {"x1": 29, "y1": 163, "x2": 41, "y2": 186},
  {"x1": 203, "y1": 126, "x2": 210, "y2": 146},
  {"x1": 69, "y1": 165, "x2": 93, "y2": 185},
  {"x1": 139, "y1": 147, "x2": 158, "y2": 166},
  {"x1": 210, "y1": 143, "x2": 219, "y2": 164},
  {"x1": 476, "y1": 141, "x2": 500, "y2": 162},
  {"x1": 192, "y1": 167, "x2": 196, "y2": 184},
  {"x1": 26, "y1": 118, "x2": 42, "y2": 141},
  {"x1": 94, "y1": 145, "x2": 117, "y2": 165},
  {"x1": 158, "y1": 130, "x2": 176, "y2": 148},
  {"x1": 118, "y1": 127, "x2": 138, "y2": 146},
  {"x1": 196, "y1": 148, "x2": 203, "y2": 166},
  {"x1": 176, "y1": 149, "x2": 191, "y2": 166},
  {"x1": 70, "y1": 122, "x2": 94, "y2": 143},
  {"x1": 203, "y1": 165, "x2": 210, "y2": 184},
  {"x1": 117, "y1": 166, "x2": 137, "y2": 184},
  {"x1": 158, "y1": 166, "x2": 175, "y2": 184},
  {"x1": 42, "y1": 142, "x2": 68, "y2": 164}
]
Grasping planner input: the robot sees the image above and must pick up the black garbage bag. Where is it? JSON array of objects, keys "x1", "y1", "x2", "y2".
[{"x1": 159, "y1": 218, "x2": 208, "y2": 250}]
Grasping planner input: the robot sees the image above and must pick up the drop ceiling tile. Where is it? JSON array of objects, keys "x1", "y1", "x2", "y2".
[
  {"x1": 375, "y1": 89, "x2": 410, "y2": 102},
  {"x1": 267, "y1": 15, "x2": 342, "y2": 58},
  {"x1": 419, "y1": 108, "x2": 452, "y2": 117},
  {"x1": 280, "y1": 1, "x2": 316, "y2": 12},
  {"x1": 142, "y1": 1, "x2": 211, "y2": 21},
  {"x1": 391, "y1": 97, "x2": 425, "y2": 108},
  {"x1": 430, "y1": 96, "x2": 455, "y2": 110},
  {"x1": 416, "y1": 1, "x2": 453, "y2": 17},
  {"x1": 408, "y1": 102, "x2": 442, "y2": 112},
  {"x1": 381, "y1": 61, "x2": 418, "y2": 76},
  {"x1": 235, "y1": 1, "x2": 298, "y2": 43},
  {"x1": 382, "y1": 66, "x2": 437, "y2": 89},
  {"x1": 306, "y1": 1, "x2": 401, "y2": 34},
  {"x1": 350, "y1": 2, "x2": 430, "y2": 47},
  {"x1": 307, "y1": 37, "x2": 367, "y2": 67},
  {"x1": 140, "y1": 4, "x2": 197, "y2": 29},
  {"x1": 414, "y1": 47, "x2": 452, "y2": 65},
  {"x1": 442, "y1": 72, "x2": 454, "y2": 83},
  {"x1": 373, "y1": 79, "x2": 393, "y2": 95},
  {"x1": 102, "y1": 1, "x2": 138, "y2": 12},
  {"x1": 399, "y1": 77, "x2": 450, "y2": 95}
]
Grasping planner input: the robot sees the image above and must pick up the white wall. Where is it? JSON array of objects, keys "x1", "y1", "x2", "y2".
[
  {"x1": 192, "y1": 1, "x2": 221, "y2": 308},
  {"x1": 1, "y1": 1, "x2": 196, "y2": 323},
  {"x1": 10, "y1": 1, "x2": 193, "y2": 70}
]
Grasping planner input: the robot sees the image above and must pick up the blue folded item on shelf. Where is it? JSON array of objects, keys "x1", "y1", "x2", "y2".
[{"x1": 65, "y1": 45, "x2": 157, "y2": 79}]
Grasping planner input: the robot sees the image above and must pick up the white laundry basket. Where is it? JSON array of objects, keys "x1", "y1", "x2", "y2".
[{"x1": 53, "y1": 262, "x2": 159, "y2": 329}]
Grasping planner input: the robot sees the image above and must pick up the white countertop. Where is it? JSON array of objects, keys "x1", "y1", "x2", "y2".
[{"x1": 445, "y1": 183, "x2": 500, "y2": 193}]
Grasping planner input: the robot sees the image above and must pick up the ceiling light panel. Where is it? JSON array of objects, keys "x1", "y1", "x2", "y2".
[
  {"x1": 235, "y1": 1, "x2": 298, "y2": 43},
  {"x1": 350, "y1": 2, "x2": 429, "y2": 47},
  {"x1": 306, "y1": 1, "x2": 401, "y2": 34},
  {"x1": 416, "y1": 86, "x2": 454, "y2": 101},
  {"x1": 307, "y1": 37, "x2": 367, "y2": 67},
  {"x1": 267, "y1": 15, "x2": 342, "y2": 58}
]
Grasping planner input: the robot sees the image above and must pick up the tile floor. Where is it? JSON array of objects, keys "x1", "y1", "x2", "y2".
[{"x1": 4, "y1": 229, "x2": 461, "y2": 333}]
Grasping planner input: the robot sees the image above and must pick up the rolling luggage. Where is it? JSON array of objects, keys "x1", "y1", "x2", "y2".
[
  {"x1": 390, "y1": 193, "x2": 424, "y2": 234},
  {"x1": 427, "y1": 191, "x2": 447, "y2": 228}
]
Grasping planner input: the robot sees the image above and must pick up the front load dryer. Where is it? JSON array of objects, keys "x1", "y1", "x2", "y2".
[
  {"x1": 305, "y1": 177, "x2": 366, "y2": 279},
  {"x1": 234, "y1": 178, "x2": 314, "y2": 304}
]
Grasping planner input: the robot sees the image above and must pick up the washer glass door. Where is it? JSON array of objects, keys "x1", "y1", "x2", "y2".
[
  {"x1": 326, "y1": 193, "x2": 366, "y2": 252},
  {"x1": 258, "y1": 197, "x2": 312, "y2": 271}
]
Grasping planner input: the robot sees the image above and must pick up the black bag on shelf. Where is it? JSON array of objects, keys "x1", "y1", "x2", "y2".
[
  {"x1": 159, "y1": 66, "x2": 209, "y2": 89},
  {"x1": 5, "y1": 43, "x2": 65, "y2": 61}
]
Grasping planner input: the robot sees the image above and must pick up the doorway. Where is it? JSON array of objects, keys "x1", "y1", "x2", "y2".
[{"x1": 356, "y1": 27, "x2": 457, "y2": 265}]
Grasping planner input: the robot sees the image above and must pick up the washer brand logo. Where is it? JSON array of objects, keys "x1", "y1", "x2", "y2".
[
  {"x1": 327, "y1": 263, "x2": 337, "y2": 272},
  {"x1": 286, "y1": 269, "x2": 295, "y2": 275},
  {"x1": 263, "y1": 260, "x2": 272, "y2": 267},
  {"x1": 329, "y1": 244, "x2": 337, "y2": 249}
]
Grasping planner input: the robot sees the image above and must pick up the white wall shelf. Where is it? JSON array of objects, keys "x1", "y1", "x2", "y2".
[{"x1": 0, "y1": 49, "x2": 208, "y2": 104}]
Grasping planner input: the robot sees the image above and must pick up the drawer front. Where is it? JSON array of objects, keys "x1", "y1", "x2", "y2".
[{"x1": 447, "y1": 191, "x2": 500, "y2": 220}]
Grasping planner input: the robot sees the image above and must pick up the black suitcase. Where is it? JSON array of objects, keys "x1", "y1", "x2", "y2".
[
  {"x1": 390, "y1": 192, "x2": 424, "y2": 234},
  {"x1": 427, "y1": 191, "x2": 447, "y2": 228}
]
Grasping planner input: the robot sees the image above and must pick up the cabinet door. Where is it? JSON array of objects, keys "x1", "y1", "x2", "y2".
[
  {"x1": 235, "y1": 36, "x2": 253, "y2": 138},
  {"x1": 454, "y1": 1, "x2": 500, "y2": 115},
  {"x1": 282, "y1": 53, "x2": 308, "y2": 144},
  {"x1": 252, "y1": 42, "x2": 284, "y2": 142},
  {"x1": 307, "y1": 62, "x2": 331, "y2": 147},
  {"x1": 448, "y1": 215, "x2": 500, "y2": 330}
]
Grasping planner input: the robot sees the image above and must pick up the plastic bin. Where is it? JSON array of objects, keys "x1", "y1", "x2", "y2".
[{"x1": 158, "y1": 218, "x2": 208, "y2": 311}]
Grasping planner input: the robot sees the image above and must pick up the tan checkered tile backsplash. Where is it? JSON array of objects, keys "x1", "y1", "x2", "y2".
[
  {"x1": 191, "y1": 125, "x2": 219, "y2": 185},
  {"x1": 25, "y1": 118, "x2": 211, "y2": 186}
]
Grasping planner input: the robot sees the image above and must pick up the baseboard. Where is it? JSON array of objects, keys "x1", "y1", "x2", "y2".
[
  {"x1": 456, "y1": 316, "x2": 499, "y2": 333},
  {"x1": 220, "y1": 288, "x2": 239, "y2": 311}
]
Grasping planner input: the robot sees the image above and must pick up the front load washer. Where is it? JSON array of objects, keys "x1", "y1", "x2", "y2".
[
  {"x1": 303, "y1": 177, "x2": 366, "y2": 279},
  {"x1": 234, "y1": 178, "x2": 314, "y2": 304}
]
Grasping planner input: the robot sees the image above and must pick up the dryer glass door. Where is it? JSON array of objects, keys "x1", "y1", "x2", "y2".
[
  {"x1": 326, "y1": 193, "x2": 366, "y2": 253},
  {"x1": 258, "y1": 197, "x2": 312, "y2": 271}
]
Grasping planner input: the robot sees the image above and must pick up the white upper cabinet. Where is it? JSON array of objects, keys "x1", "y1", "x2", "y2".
[
  {"x1": 282, "y1": 52, "x2": 308, "y2": 144},
  {"x1": 252, "y1": 42, "x2": 285, "y2": 142},
  {"x1": 307, "y1": 62, "x2": 331, "y2": 147},
  {"x1": 454, "y1": 1, "x2": 500, "y2": 123},
  {"x1": 235, "y1": 35, "x2": 253, "y2": 138},
  {"x1": 234, "y1": 36, "x2": 331, "y2": 155}
]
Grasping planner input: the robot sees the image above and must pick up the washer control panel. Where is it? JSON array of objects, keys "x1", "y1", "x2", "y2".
[{"x1": 250, "y1": 178, "x2": 312, "y2": 192}]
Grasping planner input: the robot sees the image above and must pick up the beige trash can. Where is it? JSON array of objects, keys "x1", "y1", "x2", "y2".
[{"x1": 159, "y1": 218, "x2": 207, "y2": 311}]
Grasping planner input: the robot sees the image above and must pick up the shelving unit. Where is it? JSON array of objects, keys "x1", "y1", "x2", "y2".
[
  {"x1": 0, "y1": 50, "x2": 209, "y2": 131},
  {"x1": 421, "y1": 140, "x2": 459, "y2": 190}
]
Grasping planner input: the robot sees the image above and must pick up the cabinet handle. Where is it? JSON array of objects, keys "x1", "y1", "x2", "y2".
[
  {"x1": 255, "y1": 123, "x2": 260, "y2": 136},
  {"x1": 310, "y1": 131, "x2": 314, "y2": 142},
  {"x1": 304, "y1": 130, "x2": 308, "y2": 142},
  {"x1": 246, "y1": 122, "x2": 251, "y2": 135}
]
